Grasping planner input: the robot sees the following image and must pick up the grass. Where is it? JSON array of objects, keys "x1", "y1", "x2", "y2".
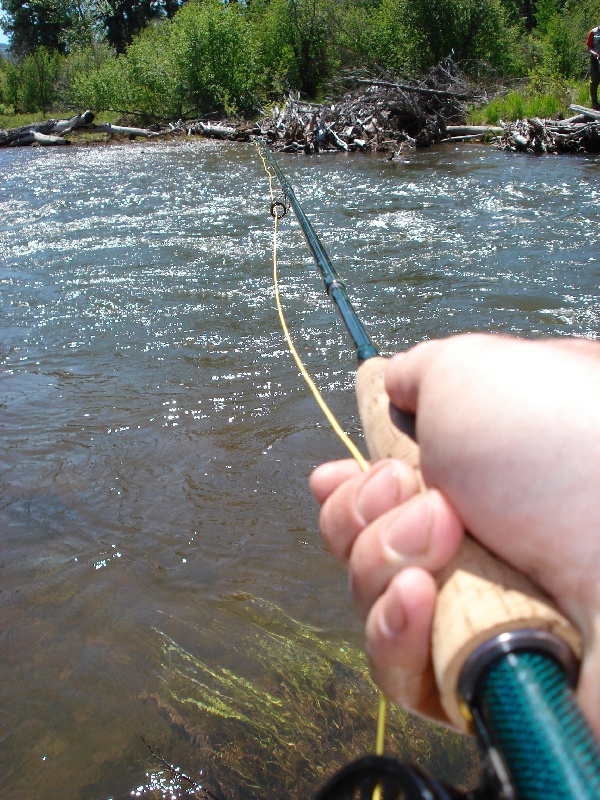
[{"x1": 467, "y1": 80, "x2": 591, "y2": 125}]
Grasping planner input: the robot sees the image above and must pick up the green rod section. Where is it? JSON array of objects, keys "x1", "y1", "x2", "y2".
[
  {"x1": 476, "y1": 650, "x2": 600, "y2": 798},
  {"x1": 260, "y1": 144, "x2": 378, "y2": 364}
]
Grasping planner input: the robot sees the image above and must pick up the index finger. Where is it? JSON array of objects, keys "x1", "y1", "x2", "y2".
[{"x1": 309, "y1": 459, "x2": 364, "y2": 505}]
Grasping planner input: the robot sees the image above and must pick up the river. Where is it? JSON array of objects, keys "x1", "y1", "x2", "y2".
[{"x1": 0, "y1": 139, "x2": 598, "y2": 800}]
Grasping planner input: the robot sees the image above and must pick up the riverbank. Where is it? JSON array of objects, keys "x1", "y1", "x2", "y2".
[
  {"x1": 3, "y1": 74, "x2": 600, "y2": 155},
  {"x1": 0, "y1": 62, "x2": 487, "y2": 153}
]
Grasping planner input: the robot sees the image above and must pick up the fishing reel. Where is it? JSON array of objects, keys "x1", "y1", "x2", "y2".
[{"x1": 313, "y1": 752, "x2": 507, "y2": 800}]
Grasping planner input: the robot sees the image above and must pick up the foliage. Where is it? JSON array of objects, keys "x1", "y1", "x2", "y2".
[
  {"x1": 521, "y1": 0, "x2": 599, "y2": 84},
  {"x1": 171, "y1": 0, "x2": 258, "y2": 115},
  {"x1": 249, "y1": 0, "x2": 299, "y2": 96},
  {"x1": 1, "y1": 0, "x2": 186, "y2": 57},
  {"x1": 99, "y1": 0, "x2": 179, "y2": 53},
  {"x1": 59, "y1": 41, "x2": 116, "y2": 106},
  {"x1": 466, "y1": 81, "x2": 587, "y2": 123},
  {"x1": 4, "y1": 46, "x2": 62, "y2": 112},
  {"x1": 332, "y1": 0, "x2": 522, "y2": 78},
  {"x1": 336, "y1": 0, "x2": 420, "y2": 75},
  {"x1": 403, "y1": 0, "x2": 514, "y2": 70},
  {"x1": 0, "y1": 0, "x2": 599, "y2": 121},
  {"x1": 116, "y1": 21, "x2": 180, "y2": 118},
  {"x1": 1, "y1": 0, "x2": 73, "y2": 56},
  {"x1": 250, "y1": 0, "x2": 339, "y2": 98}
]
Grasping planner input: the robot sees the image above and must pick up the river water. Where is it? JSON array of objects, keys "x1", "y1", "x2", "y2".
[{"x1": 1, "y1": 139, "x2": 598, "y2": 800}]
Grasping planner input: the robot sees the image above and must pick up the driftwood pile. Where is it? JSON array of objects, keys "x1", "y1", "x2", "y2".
[
  {"x1": 499, "y1": 105, "x2": 600, "y2": 153},
  {"x1": 258, "y1": 61, "x2": 480, "y2": 156}
]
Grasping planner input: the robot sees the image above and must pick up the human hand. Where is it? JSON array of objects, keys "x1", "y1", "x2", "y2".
[{"x1": 310, "y1": 334, "x2": 600, "y2": 738}]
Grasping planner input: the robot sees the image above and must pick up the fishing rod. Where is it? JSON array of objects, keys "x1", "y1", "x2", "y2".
[{"x1": 259, "y1": 142, "x2": 600, "y2": 800}]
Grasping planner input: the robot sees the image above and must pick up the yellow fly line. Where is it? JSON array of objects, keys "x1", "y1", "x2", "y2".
[{"x1": 255, "y1": 141, "x2": 387, "y2": 760}]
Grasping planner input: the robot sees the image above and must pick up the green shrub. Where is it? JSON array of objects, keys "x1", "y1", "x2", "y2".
[
  {"x1": 7, "y1": 47, "x2": 62, "y2": 113},
  {"x1": 250, "y1": 0, "x2": 298, "y2": 96},
  {"x1": 172, "y1": 0, "x2": 258, "y2": 115},
  {"x1": 60, "y1": 42, "x2": 116, "y2": 109},
  {"x1": 336, "y1": 0, "x2": 522, "y2": 77},
  {"x1": 251, "y1": 0, "x2": 340, "y2": 99},
  {"x1": 121, "y1": 22, "x2": 180, "y2": 120}
]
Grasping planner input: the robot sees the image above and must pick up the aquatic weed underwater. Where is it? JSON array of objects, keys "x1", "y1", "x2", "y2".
[{"x1": 138, "y1": 598, "x2": 479, "y2": 799}]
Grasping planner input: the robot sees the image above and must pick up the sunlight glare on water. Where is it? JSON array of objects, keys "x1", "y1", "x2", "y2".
[{"x1": 0, "y1": 139, "x2": 599, "y2": 799}]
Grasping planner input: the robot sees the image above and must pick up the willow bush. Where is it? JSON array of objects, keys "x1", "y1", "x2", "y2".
[
  {"x1": 549, "y1": 0, "x2": 600, "y2": 78},
  {"x1": 4, "y1": 46, "x2": 62, "y2": 113},
  {"x1": 120, "y1": 22, "x2": 180, "y2": 119},
  {"x1": 170, "y1": 0, "x2": 258, "y2": 116}
]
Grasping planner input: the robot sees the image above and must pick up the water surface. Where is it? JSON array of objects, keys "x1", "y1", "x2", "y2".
[{"x1": 1, "y1": 140, "x2": 598, "y2": 799}]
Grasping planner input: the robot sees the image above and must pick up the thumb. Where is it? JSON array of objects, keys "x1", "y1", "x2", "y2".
[{"x1": 384, "y1": 340, "x2": 443, "y2": 413}]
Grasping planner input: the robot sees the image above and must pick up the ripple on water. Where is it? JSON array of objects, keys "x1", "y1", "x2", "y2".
[{"x1": 0, "y1": 141, "x2": 599, "y2": 799}]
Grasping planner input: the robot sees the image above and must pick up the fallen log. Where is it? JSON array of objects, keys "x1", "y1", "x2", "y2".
[
  {"x1": 446, "y1": 125, "x2": 503, "y2": 137},
  {"x1": 500, "y1": 114, "x2": 600, "y2": 153},
  {"x1": 568, "y1": 104, "x2": 600, "y2": 120},
  {"x1": 325, "y1": 123, "x2": 349, "y2": 151},
  {"x1": 563, "y1": 114, "x2": 589, "y2": 124},
  {"x1": 32, "y1": 131, "x2": 69, "y2": 145},
  {"x1": 5, "y1": 131, "x2": 70, "y2": 146},
  {"x1": 442, "y1": 133, "x2": 494, "y2": 142},
  {"x1": 196, "y1": 122, "x2": 237, "y2": 138},
  {"x1": 82, "y1": 122, "x2": 155, "y2": 138},
  {"x1": 512, "y1": 133, "x2": 530, "y2": 149},
  {"x1": 51, "y1": 110, "x2": 95, "y2": 134},
  {"x1": 0, "y1": 111, "x2": 97, "y2": 146},
  {"x1": 0, "y1": 111, "x2": 161, "y2": 146}
]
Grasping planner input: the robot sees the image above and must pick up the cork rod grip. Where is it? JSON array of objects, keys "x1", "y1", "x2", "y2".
[{"x1": 355, "y1": 356, "x2": 582, "y2": 733}]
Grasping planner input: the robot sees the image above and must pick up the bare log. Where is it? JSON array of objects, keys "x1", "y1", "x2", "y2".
[
  {"x1": 51, "y1": 110, "x2": 95, "y2": 134},
  {"x1": 499, "y1": 114, "x2": 600, "y2": 153},
  {"x1": 0, "y1": 110, "x2": 96, "y2": 146},
  {"x1": 0, "y1": 111, "x2": 163, "y2": 146},
  {"x1": 83, "y1": 122, "x2": 155, "y2": 137},
  {"x1": 563, "y1": 114, "x2": 589, "y2": 124},
  {"x1": 568, "y1": 104, "x2": 600, "y2": 120},
  {"x1": 4, "y1": 131, "x2": 69, "y2": 146},
  {"x1": 33, "y1": 131, "x2": 69, "y2": 145},
  {"x1": 513, "y1": 133, "x2": 530, "y2": 149},
  {"x1": 446, "y1": 125, "x2": 503, "y2": 136},
  {"x1": 442, "y1": 133, "x2": 494, "y2": 142},
  {"x1": 325, "y1": 123, "x2": 349, "y2": 151},
  {"x1": 196, "y1": 122, "x2": 237, "y2": 138},
  {"x1": 1, "y1": 120, "x2": 57, "y2": 146}
]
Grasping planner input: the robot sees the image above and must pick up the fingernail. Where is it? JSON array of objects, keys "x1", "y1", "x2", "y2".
[
  {"x1": 384, "y1": 494, "x2": 432, "y2": 557},
  {"x1": 356, "y1": 464, "x2": 402, "y2": 523}
]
